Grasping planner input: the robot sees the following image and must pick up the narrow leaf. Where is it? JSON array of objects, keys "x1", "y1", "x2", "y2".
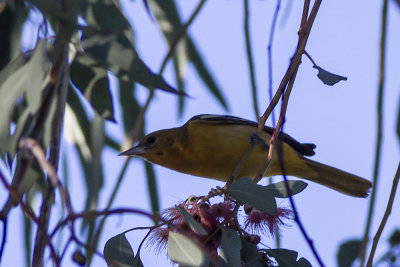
[
  {"x1": 103, "y1": 234, "x2": 135, "y2": 267},
  {"x1": 227, "y1": 177, "x2": 276, "y2": 215},
  {"x1": 177, "y1": 206, "x2": 207, "y2": 235},
  {"x1": 241, "y1": 239, "x2": 262, "y2": 265},
  {"x1": 70, "y1": 55, "x2": 115, "y2": 121},
  {"x1": 0, "y1": 39, "x2": 50, "y2": 156},
  {"x1": 265, "y1": 249, "x2": 311, "y2": 267},
  {"x1": 265, "y1": 180, "x2": 308, "y2": 198},
  {"x1": 167, "y1": 231, "x2": 208, "y2": 267},
  {"x1": 337, "y1": 239, "x2": 362, "y2": 267},
  {"x1": 144, "y1": 161, "x2": 160, "y2": 223},
  {"x1": 313, "y1": 65, "x2": 347, "y2": 86},
  {"x1": 81, "y1": 29, "x2": 181, "y2": 95},
  {"x1": 219, "y1": 229, "x2": 241, "y2": 267}
]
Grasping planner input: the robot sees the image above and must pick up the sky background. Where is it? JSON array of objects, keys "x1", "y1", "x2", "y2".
[{"x1": 1, "y1": 0, "x2": 400, "y2": 266}]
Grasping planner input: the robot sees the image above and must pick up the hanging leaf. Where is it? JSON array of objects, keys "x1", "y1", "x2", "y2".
[
  {"x1": 70, "y1": 54, "x2": 115, "y2": 121},
  {"x1": 149, "y1": 0, "x2": 228, "y2": 111},
  {"x1": 219, "y1": 229, "x2": 241, "y2": 267},
  {"x1": 0, "y1": 39, "x2": 50, "y2": 157},
  {"x1": 336, "y1": 239, "x2": 362, "y2": 267},
  {"x1": 265, "y1": 249, "x2": 311, "y2": 267},
  {"x1": 167, "y1": 231, "x2": 208, "y2": 267},
  {"x1": 177, "y1": 206, "x2": 207, "y2": 235},
  {"x1": 313, "y1": 65, "x2": 347, "y2": 86},
  {"x1": 227, "y1": 177, "x2": 276, "y2": 215},
  {"x1": 103, "y1": 233, "x2": 135, "y2": 267},
  {"x1": 81, "y1": 28, "x2": 181, "y2": 95},
  {"x1": 265, "y1": 180, "x2": 308, "y2": 198},
  {"x1": 241, "y1": 239, "x2": 262, "y2": 265}
]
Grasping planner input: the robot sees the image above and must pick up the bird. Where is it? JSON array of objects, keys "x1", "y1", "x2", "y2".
[{"x1": 120, "y1": 114, "x2": 372, "y2": 198}]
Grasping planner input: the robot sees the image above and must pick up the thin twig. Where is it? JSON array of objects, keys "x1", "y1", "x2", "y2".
[
  {"x1": 359, "y1": 0, "x2": 388, "y2": 264},
  {"x1": 303, "y1": 50, "x2": 317, "y2": 66},
  {"x1": 267, "y1": 0, "x2": 282, "y2": 128},
  {"x1": 159, "y1": 0, "x2": 207, "y2": 74},
  {"x1": 19, "y1": 138, "x2": 73, "y2": 215},
  {"x1": 0, "y1": 215, "x2": 6, "y2": 262},
  {"x1": 258, "y1": 0, "x2": 318, "y2": 131},
  {"x1": 244, "y1": 0, "x2": 260, "y2": 119},
  {"x1": 256, "y1": 1, "x2": 325, "y2": 265},
  {"x1": 366, "y1": 162, "x2": 400, "y2": 266}
]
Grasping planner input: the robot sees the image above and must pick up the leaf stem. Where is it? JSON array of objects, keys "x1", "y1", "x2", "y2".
[{"x1": 244, "y1": 0, "x2": 260, "y2": 119}]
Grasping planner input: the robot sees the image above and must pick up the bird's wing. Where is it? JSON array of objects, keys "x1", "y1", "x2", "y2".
[{"x1": 187, "y1": 114, "x2": 316, "y2": 156}]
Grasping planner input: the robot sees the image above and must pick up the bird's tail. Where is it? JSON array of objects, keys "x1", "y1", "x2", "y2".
[{"x1": 295, "y1": 158, "x2": 372, "y2": 198}]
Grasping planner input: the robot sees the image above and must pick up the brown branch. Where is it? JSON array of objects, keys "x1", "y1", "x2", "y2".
[
  {"x1": 32, "y1": 38, "x2": 69, "y2": 267},
  {"x1": 366, "y1": 162, "x2": 400, "y2": 266}
]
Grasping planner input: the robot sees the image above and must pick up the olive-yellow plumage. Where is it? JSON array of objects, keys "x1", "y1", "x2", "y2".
[{"x1": 120, "y1": 115, "x2": 372, "y2": 198}]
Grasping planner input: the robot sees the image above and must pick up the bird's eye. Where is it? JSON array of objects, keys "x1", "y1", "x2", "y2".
[{"x1": 146, "y1": 136, "x2": 157, "y2": 145}]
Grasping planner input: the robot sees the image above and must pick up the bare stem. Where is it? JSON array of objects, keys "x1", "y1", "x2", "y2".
[
  {"x1": 244, "y1": 0, "x2": 260, "y2": 119},
  {"x1": 366, "y1": 162, "x2": 400, "y2": 266},
  {"x1": 359, "y1": 0, "x2": 388, "y2": 264}
]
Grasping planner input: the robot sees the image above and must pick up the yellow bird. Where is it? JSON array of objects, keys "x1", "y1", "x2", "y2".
[{"x1": 120, "y1": 115, "x2": 372, "y2": 198}]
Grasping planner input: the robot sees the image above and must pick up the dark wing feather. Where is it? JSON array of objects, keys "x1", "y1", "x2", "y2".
[{"x1": 187, "y1": 114, "x2": 316, "y2": 156}]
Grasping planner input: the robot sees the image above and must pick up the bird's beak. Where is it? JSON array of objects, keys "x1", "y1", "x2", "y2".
[{"x1": 119, "y1": 146, "x2": 146, "y2": 156}]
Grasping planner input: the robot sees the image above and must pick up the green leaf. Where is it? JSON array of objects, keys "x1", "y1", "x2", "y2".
[
  {"x1": 79, "y1": 0, "x2": 131, "y2": 31},
  {"x1": 187, "y1": 38, "x2": 228, "y2": 110},
  {"x1": 241, "y1": 239, "x2": 262, "y2": 265},
  {"x1": 144, "y1": 161, "x2": 160, "y2": 223},
  {"x1": 227, "y1": 177, "x2": 276, "y2": 215},
  {"x1": 150, "y1": 0, "x2": 228, "y2": 110},
  {"x1": 265, "y1": 180, "x2": 308, "y2": 198},
  {"x1": 337, "y1": 239, "x2": 362, "y2": 267},
  {"x1": 177, "y1": 206, "x2": 207, "y2": 235},
  {"x1": 103, "y1": 233, "x2": 135, "y2": 267},
  {"x1": 0, "y1": 39, "x2": 50, "y2": 157},
  {"x1": 118, "y1": 79, "x2": 141, "y2": 145},
  {"x1": 265, "y1": 249, "x2": 311, "y2": 267},
  {"x1": 0, "y1": 2, "x2": 29, "y2": 70},
  {"x1": 133, "y1": 254, "x2": 144, "y2": 267},
  {"x1": 313, "y1": 65, "x2": 347, "y2": 86},
  {"x1": 167, "y1": 231, "x2": 208, "y2": 267},
  {"x1": 81, "y1": 28, "x2": 180, "y2": 95},
  {"x1": 219, "y1": 229, "x2": 241, "y2": 267},
  {"x1": 70, "y1": 54, "x2": 115, "y2": 121}
]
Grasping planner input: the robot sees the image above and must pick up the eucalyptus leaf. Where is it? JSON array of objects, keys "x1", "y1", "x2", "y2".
[
  {"x1": 70, "y1": 54, "x2": 115, "y2": 121},
  {"x1": 177, "y1": 206, "x2": 207, "y2": 235},
  {"x1": 144, "y1": 161, "x2": 160, "y2": 223},
  {"x1": 219, "y1": 229, "x2": 241, "y2": 267},
  {"x1": 227, "y1": 177, "x2": 276, "y2": 215},
  {"x1": 150, "y1": 0, "x2": 228, "y2": 110},
  {"x1": 265, "y1": 249, "x2": 311, "y2": 267},
  {"x1": 241, "y1": 239, "x2": 262, "y2": 265},
  {"x1": 313, "y1": 65, "x2": 347, "y2": 86},
  {"x1": 265, "y1": 180, "x2": 308, "y2": 198},
  {"x1": 337, "y1": 239, "x2": 362, "y2": 267},
  {"x1": 0, "y1": 39, "x2": 50, "y2": 157},
  {"x1": 167, "y1": 231, "x2": 208, "y2": 267},
  {"x1": 81, "y1": 28, "x2": 180, "y2": 95},
  {"x1": 103, "y1": 233, "x2": 135, "y2": 267}
]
